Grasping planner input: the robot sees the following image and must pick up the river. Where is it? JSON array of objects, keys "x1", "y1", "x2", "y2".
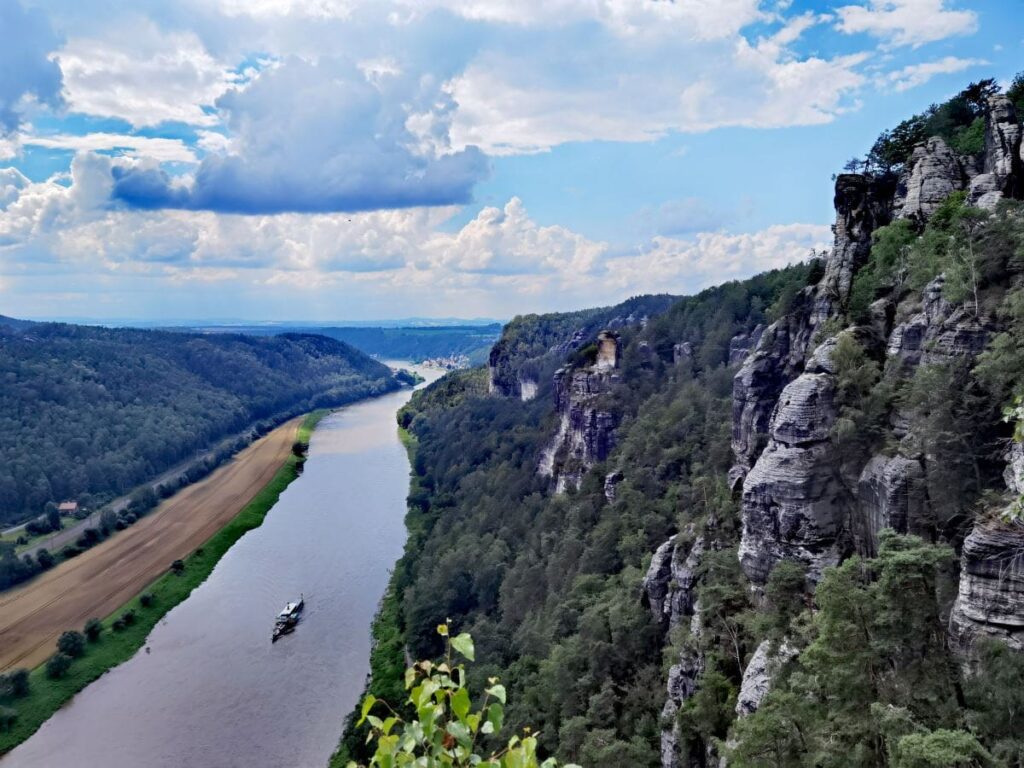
[{"x1": 2, "y1": 364, "x2": 444, "y2": 768}]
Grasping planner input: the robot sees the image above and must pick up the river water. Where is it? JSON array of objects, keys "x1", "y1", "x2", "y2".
[{"x1": 2, "y1": 364, "x2": 443, "y2": 768}]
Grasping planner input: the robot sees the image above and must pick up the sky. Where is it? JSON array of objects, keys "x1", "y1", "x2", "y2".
[{"x1": 0, "y1": 0, "x2": 1021, "y2": 322}]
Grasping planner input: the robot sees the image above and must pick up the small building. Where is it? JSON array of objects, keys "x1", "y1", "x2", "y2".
[{"x1": 58, "y1": 501, "x2": 79, "y2": 516}]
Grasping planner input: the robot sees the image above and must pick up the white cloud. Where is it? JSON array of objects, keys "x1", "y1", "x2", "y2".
[
  {"x1": 56, "y1": 22, "x2": 236, "y2": 127},
  {"x1": 448, "y1": 16, "x2": 866, "y2": 154},
  {"x1": 881, "y1": 56, "x2": 988, "y2": 92},
  {"x1": 21, "y1": 133, "x2": 198, "y2": 163},
  {"x1": 0, "y1": 157, "x2": 830, "y2": 317},
  {"x1": 834, "y1": 0, "x2": 978, "y2": 48},
  {"x1": 0, "y1": 1, "x2": 63, "y2": 135}
]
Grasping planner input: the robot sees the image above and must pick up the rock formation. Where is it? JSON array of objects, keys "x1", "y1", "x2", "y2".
[
  {"x1": 539, "y1": 332, "x2": 622, "y2": 492},
  {"x1": 735, "y1": 639, "x2": 798, "y2": 718},
  {"x1": 968, "y1": 95, "x2": 1022, "y2": 210},
  {"x1": 897, "y1": 137, "x2": 966, "y2": 222}
]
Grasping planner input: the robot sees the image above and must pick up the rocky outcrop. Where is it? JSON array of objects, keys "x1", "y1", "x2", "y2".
[
  {"x1": 886, "y1": 275, "x2": 988, "y2": 371},
  {"x1": 739, "y1": 337, "x2": 850, "y2": 585},
  {"x1": 855, "y1": 454, "x2": 926, "y2": 556},
  {"x1": 735, "y1": 640, "x2": 799, "y2": 718},
  {"x1": 898, "y1": 137, "x2": 966, "y2": 222},
  {"x1": 968, "y1": 95, "x2": 1023, "y2": 210},
  {"x1": 728, "y1": 325, "x2": 764, "y2": 366},
  {"x1": 604, "y1": 470, "x2": 623, "y2": 502},
  {"x1": 950, "y1": 521, "x2": 1024, "y2": 654},
  {"x1": 674, "y1": 341, "x2": 694, "y2": 365},
  {"x1": 811, "y1": 173, "x2": 894, "y2": 327},
  {"x1": 660, "y1": 649, "x2": 704, "y2": 768},
  {"x1": 643, "y1": 535, "x2": 706, "y2": 629},
  {"x1": 539, "y1": 333, "x2": 622, "y2": 492},
  {"x1": 1005, "y1": 442, "x2": 1024, "y2": 495}
]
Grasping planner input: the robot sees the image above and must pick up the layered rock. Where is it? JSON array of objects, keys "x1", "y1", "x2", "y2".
[
  {"x1": 735, "y1": 639, "x2": 799, "y2": 718},
  {"x1": 855, "y1": 454, "x2": 926, "y2": 556},
  {"x1": 897, "y1": 137, "x2": 966, "y2": 222},
  {"x1": 950, "y1": 521, "x2": 1024, "y2": 654},
  {"x1": 739, "y1": 340, "x2": 848, "y2": 586},
  {"x1": 968, "y1": 95, "x2": 1023, "y2": 210},
  {"x1": 539, "y1": 333, "x2": 622, "y2": 492},
  {"x1": 728, "y1": 325, "x2": 765, "y2": 366},
  {"x1": 604, "y1": 470, "x2": 623, "y2": 502}
]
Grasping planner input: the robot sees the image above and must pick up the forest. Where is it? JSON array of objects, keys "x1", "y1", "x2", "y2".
[
  {"x1": 0, "y1": 318, "x2": 397, "y2": 527},
  {"x1": 337, "y1": 78, "x2": 1024, "y2": 768}
]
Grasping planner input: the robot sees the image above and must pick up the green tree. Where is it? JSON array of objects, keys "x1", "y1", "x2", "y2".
[
  {"x1": 83, "y1": 618, "x2": 102, "y2": 642},
  {"x1": 6, "y1": 668, "x2": 29, "y2": 698},
  {"x1": 45, "y1": 652, "x2": 72, "y2": 679},
  {"x1": 892, "y1": 730, "x2": 993, "y2": 768},
  {"x1": 57, "y1": 630, "x2": 85, "y2": 658},
  {"x1": 0, "y1": 706, "x2": 17, "y2": 733}
]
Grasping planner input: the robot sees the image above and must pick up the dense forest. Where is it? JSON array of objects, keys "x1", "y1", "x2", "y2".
[
  {"x1": 0, "y1": 318, "x2": 397, "y2": 526},
  {"x1": 337, "y1": 78, "x2": 1024, "y2": 768}
]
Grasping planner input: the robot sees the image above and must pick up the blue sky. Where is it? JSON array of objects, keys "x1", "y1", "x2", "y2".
[{"x1": 0, "y1": 0, "x2": 1021, "y2": 321}]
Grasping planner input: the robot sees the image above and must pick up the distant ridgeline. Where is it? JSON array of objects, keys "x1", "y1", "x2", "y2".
[
  {"x1": 338, "y1": 78, "x2": 1024, "y2": 768},
  {"x1": 185, "y1": 323, "x2": 503, "y2": 365},
  {"x1": 0, "y1": 318, "x2": 398, "y2": 526}
]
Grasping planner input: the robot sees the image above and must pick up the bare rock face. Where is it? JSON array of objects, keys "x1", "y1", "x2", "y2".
[
  {"x1": 1005, "y1": 442, "x2": 1024, "y2": 495},
  {"x1": 735, "y1": 639, "x2": 799, "y2": 718},
  {"x1": 540, "y1": 333, "x2": 622, "y2": 492},
  {"x1": 728, "y1": 325, "x2": 765, "y2": 366},
  {"x1": 642, "y1": 535, "x2": 707, "y2": 628},
  {"x1": 898, "y1": 137, "x2": 965, "y2": 223},
  {"x1": 811, "y1": 174, "x2": 894, "y2": 327},
  {"x1": 968, "y1": 95, "x2": 1023, "y2": 210},
  {"x1": 739, "y1": 337, "x2": 849, "y2": 585},
  {"x1": 604, "y1": 469, "x2": 623, "y2": 502},
  {"x1": 855, "y1": 455, "x2": 926, "y2": 556},
  {"x1": 674, "y1": 341, "x2": 694, "y2": 365},
  {"x1": 660, "y1": 649, "x2": 705, "y2": 768},
  {"x1": 950, "y1": 522, "x2": 1024, "y2": 654},
  {"x1": 886, "y1": 275, "x2": 988, "y2": 372}
]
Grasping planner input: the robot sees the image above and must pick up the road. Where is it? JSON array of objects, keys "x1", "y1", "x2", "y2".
[{"x1": 0, "y1": 417, "x2": 302, "y2": 672}]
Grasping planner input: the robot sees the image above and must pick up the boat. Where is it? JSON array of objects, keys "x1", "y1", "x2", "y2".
[{"x1": 272, "y1": 595, "x2": 304, "y2": 642}]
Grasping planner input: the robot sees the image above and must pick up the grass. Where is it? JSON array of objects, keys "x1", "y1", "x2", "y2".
[{"x1": 0, "y1": 410, "x2": 329, "y2": 755}]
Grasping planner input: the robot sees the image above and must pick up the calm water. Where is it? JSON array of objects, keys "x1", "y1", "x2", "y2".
[{"x1": 3, "y1": 365, "x2": 443, "y2": 768}]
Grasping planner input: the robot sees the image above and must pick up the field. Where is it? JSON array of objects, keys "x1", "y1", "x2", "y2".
[
  {"x1": 0, "y1": 412, "x2": 327, "y2": 754},
  {"x1": 0, "y1": 415, "x2": 303, "y2": 673}
]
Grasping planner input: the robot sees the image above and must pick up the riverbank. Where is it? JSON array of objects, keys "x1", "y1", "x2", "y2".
[{"x1": 0, "y1": 411, "x2": 326, "y2": 756}]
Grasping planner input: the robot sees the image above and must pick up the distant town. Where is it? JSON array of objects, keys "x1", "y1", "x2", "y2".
[{"x1": 419, "y1": 354, "x2": 470, "y2": 370}]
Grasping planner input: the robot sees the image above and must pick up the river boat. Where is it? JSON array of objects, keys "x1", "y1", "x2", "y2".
[{"x1": 272, "y1": 595, "x2": 304, "y2": 642}]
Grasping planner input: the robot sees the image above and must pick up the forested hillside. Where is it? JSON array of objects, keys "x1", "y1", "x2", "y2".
[
  {"x1": 0, "y1": 318, "x2": 397, "y2": 525},
  {"x1": 338, "y1": 78, "x2": 1024, "y2": 768}
]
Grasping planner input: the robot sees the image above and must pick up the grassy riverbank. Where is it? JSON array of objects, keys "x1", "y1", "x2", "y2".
[{"x1": 0, "y1": 410, "x2": 328, "y2": 755}]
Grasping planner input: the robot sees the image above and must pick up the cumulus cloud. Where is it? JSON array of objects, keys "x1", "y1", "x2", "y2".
[
  {"x1": 834, "y1": 0, "x2": 978, "y2": 48},
  {"x1": 111, "y1": 56, "x2": 488, "y2": 214},
  {"x1": 447, "y1": 14, "x2": 866, "y2": 154},
  {"x1": 0, "y1": 0, "x2": 63, "y2": 135},
  {"x1": 1, "y1": 158, "x2": 830, "y2": 317},
  {"x1": 881, "y1": 56, "x2": 988, "y2": 92},
  {"x1": 56, "y1": 21, "x2": 236, "y2": 127}
]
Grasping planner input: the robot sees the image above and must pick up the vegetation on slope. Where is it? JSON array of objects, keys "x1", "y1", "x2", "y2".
[
  {"x1": 0, "y1": 320, "x2": 395, "y2": 526},
  {"x1": 0, "y1": 411, "x2": 327, "y2": 755}
]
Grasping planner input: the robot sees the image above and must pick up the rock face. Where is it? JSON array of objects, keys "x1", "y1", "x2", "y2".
[
  {"x1": 539, "y1": 333, "x2": 622, "y2": 492},
  {"x1": 728, "y1": 325, "x2": 765, "y2": 366},
  {"x1": 735, "y1": 640, "x2": 799, "y2": 718},
  {"x1": 898, "y1": 137, "x2": 965, "y2": 222},
  {"x1": 739, "y1": 338, "x2": 849, "y2": 585},
  {"x1": 855, "y1": 454, "x2": 926, "y2": 556},
  {"x1": 968, "y1": 95, "x2": 1023, "y2": 210},
  {"x1": 604, "y1": 470, "x2": 623, "y2": 502},
  {"x1": 950, "y1": 521, "x2": 1024, "y2": 654}
]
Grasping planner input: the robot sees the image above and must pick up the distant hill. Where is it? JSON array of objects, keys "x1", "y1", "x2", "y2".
[
  {"x1": 185, "y1": 323, "x2": 503, "y2": 365},
  {"x1": 0, "y1": 319, "x2": 398, "y2": 525}
]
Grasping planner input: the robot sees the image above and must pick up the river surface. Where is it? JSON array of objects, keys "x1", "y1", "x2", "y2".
[{"x1": 2, "y1": 364, "x2": 443, "y2": 768}]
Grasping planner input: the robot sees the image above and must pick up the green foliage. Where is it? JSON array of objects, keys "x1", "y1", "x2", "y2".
[
  {"x1": 45, "y1": 653, "x2": 72, "y2": 680},
  {"x1": 56, "y1": 630, "x2": 85, "y2": 659},
  {"x1": 348, "y1": 625, "x2": 579, "y2": 768},
  {"x1": 830, "y1": 334, "x2": 888, "y2": 471},
  {"x1": 892, "y1": 730, "x2": 993, "y2": 768},
  {"x1": 0, "y1": 318, "x2": 395, "y2": 528},
  {"x1": 83, "y1": 618, "x2": 102, "y2": 642},
  {"x1": 849, "y1": 219, "x2": 918, "y2": 320},
  {"x1": 964, "y1": 639, "x2": 1024, "y2": 764},
  {"x1": 864, "y1": 80, "x2": 998, "y2": 172},
  {"x1": 731, "y1": 534, "x2": 959, "y2": 768},
  {"x1": 1007, "y1": 71, "x2": 1024, "y2": 116},
  {"x1": 0, "y1": 707, "x2": 16, "y2": 733}
]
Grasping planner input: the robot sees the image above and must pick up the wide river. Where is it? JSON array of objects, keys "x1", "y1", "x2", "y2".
[{"x1": 2, "y1": 364, "x2": 443, "y2": 768}]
